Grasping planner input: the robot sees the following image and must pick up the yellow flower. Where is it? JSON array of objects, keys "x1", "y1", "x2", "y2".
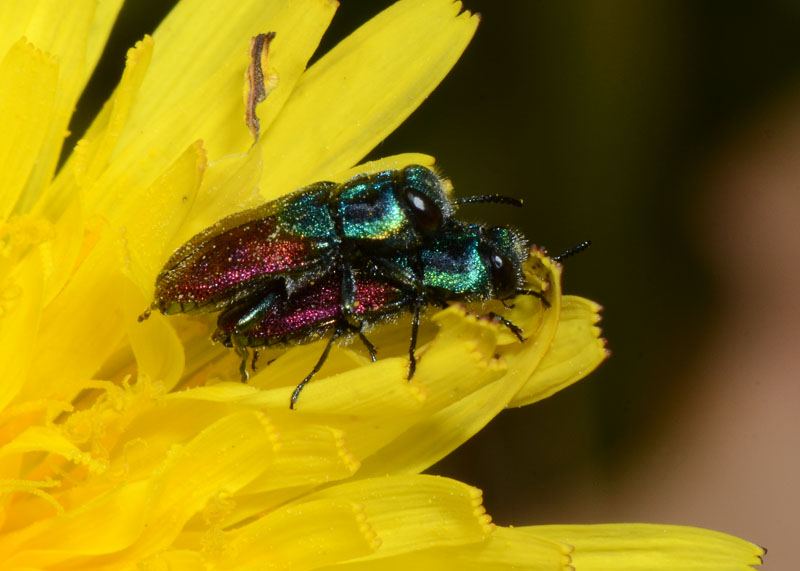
[{"x1": 0, "y1": 1, "x2": 764, "y2": 569}]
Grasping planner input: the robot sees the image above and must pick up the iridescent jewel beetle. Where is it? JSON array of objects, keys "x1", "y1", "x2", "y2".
[
  {"x1": 140, "y1": 165, "x2": 455, "y2": 321},
  {"x1": 143, "y1": 166, "x2": 522, "y2": 320},
  {"x1": 211, "y1": 222, "x2": 543, "y2": 408},
  {"x1": 141, "y1": 165, "x2": 523, "y2": 330}
]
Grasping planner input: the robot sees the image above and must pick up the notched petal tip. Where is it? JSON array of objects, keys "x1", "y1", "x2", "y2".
[
  {"x1": 529, "y1": 523, "x2": 765, "y2": 570},
  {"x1": 467, "y1": 485, "x2": 495, "y2": 536},
  {"x1": 330, "y1": 427, "x2": 361, "y2": 474},
  {"x1": 509, "y1": 294, "x2": 607, "y2": 408}
]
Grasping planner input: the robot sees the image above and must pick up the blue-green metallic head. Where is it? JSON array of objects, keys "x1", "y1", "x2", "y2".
[{"x1": 420, "y1": 223, "x2": 529, "y2": 300}]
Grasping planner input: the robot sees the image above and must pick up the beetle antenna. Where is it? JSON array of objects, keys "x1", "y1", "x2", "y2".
[
  {"x1": 552, "y1": 240, "x2": 592, "y2": 263},
  {"x1": 454, "y1": 195, "x2": 523, "y2": 207}
]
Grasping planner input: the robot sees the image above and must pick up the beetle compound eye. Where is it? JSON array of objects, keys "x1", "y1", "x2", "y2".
[
  {"x1": 404, "y1": 187, "x2": 443, "y2": 232},
  {"x1": 487, "y1": 248, "x2": 516, "y2": 297}
]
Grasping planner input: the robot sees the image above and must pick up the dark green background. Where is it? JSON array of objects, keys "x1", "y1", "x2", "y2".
[{"x1": 69, "y1": 0, "x2": 797, "y2": 545}]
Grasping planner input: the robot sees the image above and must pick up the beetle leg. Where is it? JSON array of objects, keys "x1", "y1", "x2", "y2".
[
  {"x1": 487, "y1": 312, "x2": 525, "y2": 342},
  {"x1": 514, "y1": 288, "x2": 550, "y2": 308},
  {"x1": 290, "y1": 326, "x2": 346, "y2": 410},
  {"x1": 407, "y1": 302, "x2": 421, "y2": 380},
  {"x1": 339, "y1": 260, "x2": 357, "y2": 317},
  {"x1": 364, "y1": 254, "x2": 425, "y2": 294},
  {"x1": 230, "y1": 289, "x2": 282, "y2": 334},
  {"x1": 353, "y1": 324, "x2": 377, "y2": 362},
  {"x1": 231, "y1": 335, "x2": 250, "y2": 382}
]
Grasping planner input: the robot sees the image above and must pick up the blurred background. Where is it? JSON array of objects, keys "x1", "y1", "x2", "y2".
[{"x1": 70, "y1": 2, "x2": 799, "y2": 568}]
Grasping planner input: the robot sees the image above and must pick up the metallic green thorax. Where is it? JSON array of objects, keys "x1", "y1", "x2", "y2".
[
  {"x1": 276, "y1": 184, "x2": 337, "y2": 241},
  {"x1": 275, "y1": 166, "x2": 452, "y2": 245},
  {"x1": 421, "y1": 232, "x2": 489, "y2": 294},
  {"x1": 420, "y1": 224, "x2": 528, "y2": 299},
  {"x1": 337, "y1": 166, "x2": 451, "y2": 245},
  {"x1": 338, "y1": 170, "x2": 405, "y2": 240}
]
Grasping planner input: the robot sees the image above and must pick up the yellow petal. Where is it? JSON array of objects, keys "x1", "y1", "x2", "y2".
[
  {"x1": 72, "y1": 0, "x2": 336, "y2": 223},
  {"x1": 124, "y1": 278, "x2": 185, "y2": 391},
  {"x1": 509, "y1": 294, "x2": 608, "y2": 407},
  {"x1": 77, "y1": 36, "x2": 155, "y2": 193},
  {"x1": 0, "y1": 39, "x2": 57, "y2": 223},
  {"x1": 303, "y1": 475, "x2": 494, "y2": 558},
  {"x1": 114, "y1": 411, "x2": 279, "y2": 562},
  {"x1": 0, "y1": 425, "x2": 95, "y2": 473},
  {"x1": 528, "y1": 524, "x2": 765, "y2": 571},
  {"x1": 138, "y1": 0, "x2": 335, "y2": 155},
  {"x1": 40, "y1": 195, "x2": 84, "y2": 305},
  {"x1": 212, "y1": 499, "x2": 380, "y2": 570},
  {"x1": 0, "y1": 251, "x2": 43, "y2": 411},
  {"x1": 244, "y1": 357, "x2": 428, "y2": 416},
  {"x1": 258, "y1": 0, "x2": 479, "y2": 197},
  {"x1": 239, "y1": 424, "x2": 360, "y2": 493},
  {"x1": 327, "y1": 526, "x2": 572, "y2": 571},
  {"x1": 36, "y1": 35, "x2": 153, "y2": 222},
  {"x1": 0, "y1": 482, "x2": 150, "y2": 567},
  {"x1": 20, "y1": 234, "x2": 127, "y2": 402},
  {"x1": 139, "y1": 550, "x2": 205, "y2": 571},
  {"x1": 236, "y1": 305, "x2": 509, "y2": 464},
  {"x1": 0, "y1": 1, "x2": 123, "y2": 94},
  {"x1": 0, "y1": 0, "x2": 125, "y2": 214},
  {"x1": 168, "y1": 138, "x2": 265, "y2": 247},
  {"x1": 123, "y1": 140, "x2": 207, "y2": 293},
  {"x1": 4, "y1": 411, "x2": 279, "y2": 568}
]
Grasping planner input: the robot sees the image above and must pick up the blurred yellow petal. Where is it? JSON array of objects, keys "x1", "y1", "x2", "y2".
[
  {"x1": 529, "y1": 524, "x2": 765, "y2": 571},
  {"x1": 0, "y1": 39, "x2": 57, "y2": 222},
  {"x1": 0, "y1": 1, "x2": 123, "y2": 95},
  {"x1": 4, "y1": 412, "x2": 277, "y2": 568},
  {"x1": 73, "y1": 36, "x2": 154, "y2": 195},
  {"x1": 0, "y1": 425, "x2": 95, "y2": 473},
  {"x1": 0, "y1": 252, "x2": 43, "y2": 410},
  {"x1": 84, "y1": 2, "x2": 127, "y2": 74},
  {"x1": 110, "y1": 412, "x2": 277, "y2": 562},
  {"x1": 21, "y1": 234, "x2": 126, "y2": 401},
  {"x1": 258, "y1": 0, "x2": 479, "y2": 198},
  {"x1": 510, "y1": 294, "x2": 608, "y2": 408},
  {"x1": 0, "y1": 1, "x2": 124, "y2": 214},
  {"x1": 1, "y1": 483, "x2": 149, "y2": 567},
  {"x1": 40, "y1": 195, "x2": 83, "y2": 305}
]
